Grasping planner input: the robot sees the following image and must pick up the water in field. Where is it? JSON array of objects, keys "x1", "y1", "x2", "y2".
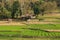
[{"x1": 0, "y1": 38, "x2": 60, "y2": 40}]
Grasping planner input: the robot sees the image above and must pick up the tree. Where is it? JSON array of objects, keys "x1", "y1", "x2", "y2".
[
  {"x1": 0, "y1": 7, "x2": 11, "y2": 19},
  {"x1": 55, "y1": 0, "x2": 60, "y2": 8},
  {"x1": 30, "y1": 1, "x2": 41, "y2": 18},
  {"x1": 11, "y1": 1, "x2": 20, "y2": 19},
  {"x1": 3, "y1": 7, "x2": 11, "y2": 18},
  {"x1": 4, "y1": 1, "x2": 11, "y2": 11},
  {"x1": 39, "y1": 1, "x2": 57, "y2": 15},
  {"x1": 15, "y1": 9, "x2": 22, "y2": 18}
]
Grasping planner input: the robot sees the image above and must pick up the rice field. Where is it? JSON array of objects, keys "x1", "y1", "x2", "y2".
[
  {"x1": 0, "y1": 24, "x2": 60, "y2": 38},
  {"x1": 0, "y1": 24, "x2": 60, "y2": 40}
]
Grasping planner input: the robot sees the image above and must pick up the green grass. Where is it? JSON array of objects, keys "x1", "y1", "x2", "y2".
[
  {"x1": 0, "y1": 24, "x2": 60, "y2": 38},
  {"x1": 27, "y1": 24, "x2": 60, "y2": 30},
  {"x1": 0, "y1": 24, "x2": 60, "y2": 30},
  {"x1": 0, "y1": 38, "x2": 60, "y2": 40}
]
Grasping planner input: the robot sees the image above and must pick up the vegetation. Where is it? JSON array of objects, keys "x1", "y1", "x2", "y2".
[
  {"x1": 0, "y1": 24, "x2": 60, "y2": 37},
  {"x1": 0, "y1": 24, "x2": 60, "y2": 40},
  {"x1": 0, "y1": 0, "x2": 60, "y2": 40},
  {"x1": 0, "y1": 0, "x2": 60, "y2": 20}
]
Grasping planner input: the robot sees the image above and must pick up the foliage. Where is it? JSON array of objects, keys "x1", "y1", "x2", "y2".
[
  {"x1": 40, "y1": 1, "x2": 57, "y2": 13},
  {"x1": 3, "y1": 7, "x2": 11, "y2": 18},
  {"x1": 0, "y1": 7, "x2": 11, "y2": 19},
  {"x1": 0, "y1": 0, "x2": 59, "y2": 20},
  {"x1": 11, "y1": 1, "x2": 20, "y2": 18},
  {"x1": 15, "y1": 9, "x2": 22, "y2": 18}
]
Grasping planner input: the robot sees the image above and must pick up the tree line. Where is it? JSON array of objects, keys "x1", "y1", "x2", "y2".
[{"x1": 0, "y1": 0, "x2": 60, "y2": 21}]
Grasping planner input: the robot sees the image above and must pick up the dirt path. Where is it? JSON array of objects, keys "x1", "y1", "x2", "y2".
[
  {"x1": 26, "y1": 21, "x2": 60, "y2": 24},
  {"x1": 44, "y1": 29, "x2": 60, "y2": 32},
  {"x1": 0, "y1": 21, "x2": 25, "y2": 25},
  {"x1": 0, "y1": 21, "x2": 60, "y2": 25}
]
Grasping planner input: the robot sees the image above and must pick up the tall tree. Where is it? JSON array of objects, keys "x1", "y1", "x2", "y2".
[
  {"x1": 30, "y1": 2, "x2": 40, "y2": 16},
  {"x1": 11, "y1": 1, "x2": 20, "y2": 19}
]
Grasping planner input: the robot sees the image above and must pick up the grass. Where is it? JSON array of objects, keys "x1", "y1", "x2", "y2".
[
  {"x1": 0, "y1": 24, "x2": 60, "y2": 30},
  {"x1": 27, "y1": 24, "x2": 60, "y2": 30},
  {"x1": 0, "y1": 38, "x2": 60, "y2": 40},
  {"x1": 0, "y1": 24, "x2": 60, "y2": 38},
  {"x1": 0, "y1": 24, "x2": 60, "y2": 40}
]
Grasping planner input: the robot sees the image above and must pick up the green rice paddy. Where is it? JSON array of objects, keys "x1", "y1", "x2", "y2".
[
  {"x1": 0, "y1": 24, "x2": 60, "y2": 40},
  {"x1": 0, "y1": 24, "x2": 60, "y2": 38}
]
